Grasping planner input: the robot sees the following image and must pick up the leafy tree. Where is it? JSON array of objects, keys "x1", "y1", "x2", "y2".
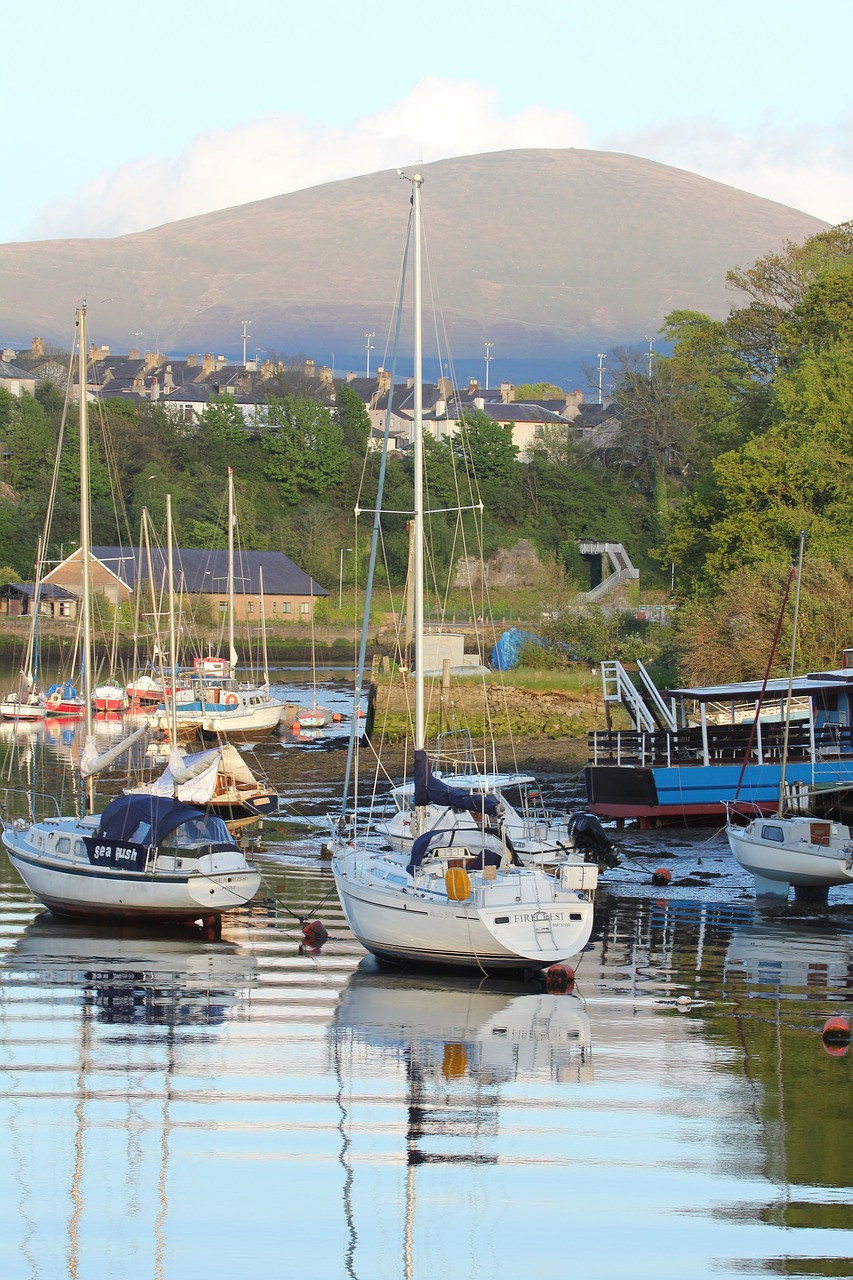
[
  {"x1": 452, "y1": 410, "x2": 518, "y2": 490},
  {"x1": 260, "y1": 395, "x2": 347, "y2": 504},
  {"x1": 335, "y1": 383, "x2": 371, "y2": 455},
  {"x1": 673, "y1": 557, "x2": 853, "y2": 684},
  {"x1": 513, "y1": 382, "x2": 564, "y2": 400},
  {"x1": 1, "y1": 391, "x2": 56, "y2": 491}
]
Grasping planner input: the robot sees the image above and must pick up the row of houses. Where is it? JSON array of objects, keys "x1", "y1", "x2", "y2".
[
  {"x1": 0, "y1": 339, "x2": 621, "y2": 459},
  {"x1": 0, "y1": 545, "x2": 328, "y2": 623}
]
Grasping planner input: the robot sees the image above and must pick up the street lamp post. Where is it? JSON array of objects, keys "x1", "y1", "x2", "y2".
[
  {"x1": 365, "y1": 332, "x2": 375, "y2": 379},
  {"x1": 241, "y1": 319, "x2": 251, "y2": 366},
  {"x1": 645, "y1": 335, "x2": 655, "y2": 379},
  {"x1": 597, "y1": 353, "x2": 607, "y2": 405},
  {"x1": 339, "y1": 547, "x2": 353, "y2": 609},
  {"x1": 484, "y1": 340, "x2": 493, "y2": 391}
]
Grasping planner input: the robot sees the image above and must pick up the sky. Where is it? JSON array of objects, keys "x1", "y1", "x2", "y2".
[{"x1": 2, "y1": 0, "x2": 852, "y2": 247}]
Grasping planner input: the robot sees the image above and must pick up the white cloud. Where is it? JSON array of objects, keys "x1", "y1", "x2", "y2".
[
  {"x1": 30, "y1": 80, "x2": 588, "y2": 239},
  {"x1": 605, "y1": 117, "x2": 853, "y2": 225}
]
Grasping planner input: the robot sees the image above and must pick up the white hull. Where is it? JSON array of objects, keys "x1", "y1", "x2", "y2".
[
  {"x1": 2, "y1": 817, "x2": 261, "y2": 922},
  {"x1": 332, "y1": 844, "x2": 596, "y2": 972},
  {"x1": 727, "y1": 814, "x2": 853, "y2": 895}
]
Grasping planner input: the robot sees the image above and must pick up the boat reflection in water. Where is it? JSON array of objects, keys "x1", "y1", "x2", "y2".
[
  {"x1": 5, "y1": 915, "x2": 258, "y2": 1279},
  {"x1": 329, "y1": 962, "x2": 591, "y2": 1278},
  {"x1": 331, "y1": 960, "x2": 592, "y2": 1085},
  {"x1": 10, "y1": 913, "x2": 259, "y2": 1025}
]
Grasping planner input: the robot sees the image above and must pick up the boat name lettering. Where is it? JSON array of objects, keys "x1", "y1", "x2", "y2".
[
  {"x1": 511, "y1": 911, "x2": 567, "y2": 924},
  {"x1": 83, "y1": 837, "x2": 145, "y2": 870}
]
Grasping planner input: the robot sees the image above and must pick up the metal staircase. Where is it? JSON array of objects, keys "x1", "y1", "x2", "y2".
[
  {"x1": 578, "y1": 541, "x2": 640, "y2": 603},
  {"x1": 601, "y1": 659, "x2": 676, "y2": 732}
]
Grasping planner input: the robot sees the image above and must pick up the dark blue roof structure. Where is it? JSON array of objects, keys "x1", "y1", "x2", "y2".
[{"x1": 89, "y1": 546, "x2": 328, "y2": 597}]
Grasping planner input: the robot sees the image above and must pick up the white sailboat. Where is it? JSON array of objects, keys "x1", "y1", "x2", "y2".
[
  {"x1": 0, "y1": 306, "x2": 261, "y2": 925},
  {"x1": 329, "y1": 175, "x2": 597, "y2": 973},
  {"x1": 150, "y1": 469, "x2": 286, "y2": 739},
  {"x1": 725, "y1": 533, "x2": 853, "y2": 901}
]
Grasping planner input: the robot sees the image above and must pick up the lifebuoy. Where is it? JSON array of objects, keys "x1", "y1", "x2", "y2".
[
  {"x1": 225, "y1": 693, "x2": 239, "y2": 706},
  {"x1": 48, "y1": 691, "x2": 62, "y2": 708}
]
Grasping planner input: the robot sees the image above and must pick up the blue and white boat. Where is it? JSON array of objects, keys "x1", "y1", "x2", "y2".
[{"x1": 585, "y1": 659, "x2": 853, "y2": 826}]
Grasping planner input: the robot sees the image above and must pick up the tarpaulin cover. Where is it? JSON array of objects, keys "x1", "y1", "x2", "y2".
[
  {"x1": 407, "y1": 827, "x2": 505, "y2": 874},
  {"x1": 413, "y1": 749, "x2": 499, "y2": 815},
  {"x1": 97, "y1": 794, "x2": 215, "y2": 846},
  {"x1": 489, "y1": 628, "x2": 543, "y2": 671}
]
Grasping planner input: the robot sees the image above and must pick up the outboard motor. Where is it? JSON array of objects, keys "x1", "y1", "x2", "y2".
[{"x1": 568, "y1": 810, "x2": 619, "y2": 869}]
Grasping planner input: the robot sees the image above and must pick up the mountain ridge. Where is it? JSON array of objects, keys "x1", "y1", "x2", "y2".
[{"x1": 0, "y1": 149, "x2": 828, "y2": 364}]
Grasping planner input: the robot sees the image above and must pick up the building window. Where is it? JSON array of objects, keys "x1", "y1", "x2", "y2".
[
  {"x1": 219, "y1": 600, "x2": 227, "y2": 612},
  {"x1": 300, "y1": 602, "x2": 309, "y2": 615},
  {"x1": 247, "y1": 600, "x2": 254, "y2": 614},
  {"x1": 282, "y1": 601, "x2": 291, "y2": 614},
  {"x1": 272, "y1": 602, "x2": 277, "y2": 613},
  {"x1": 59, "y1": 602, "x2": 71, "y2": 617}
]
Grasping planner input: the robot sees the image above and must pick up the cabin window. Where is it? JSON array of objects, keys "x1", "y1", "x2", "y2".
[
  {"x1": 760, "y1": 824, "x2": 785, "y2": 843},
  {"x1": 57, "y1": 837, "x2": 71, "y2": 854}
]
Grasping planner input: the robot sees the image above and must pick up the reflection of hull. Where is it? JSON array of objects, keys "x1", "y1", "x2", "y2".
[
  {"x1": 333, "y1": 843, "x2": 596, "y2": 972},
  {"x1": 725, "y1": 919, "x2": 853, "y2": 990},
  {"x1": 727, "y1": 815, "x2": 853, "y2": 895},
  {"x1": 10, "y1": 914, "x2": 258, "y2": 1024},
  {"x1": 332, "y1": 961, "x2": 592, "y2": 1082}
]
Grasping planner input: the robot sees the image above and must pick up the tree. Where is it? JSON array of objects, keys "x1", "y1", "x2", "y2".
[
  {"x1": 452, "y1": 410, "x2": 518, "y2": 489},
  {"x1": 260, "y1": 395, "x2": 347, "y2": 504},
  {"x1": 513, "y1": 382, "x2": 564, "y2": 400},
  {"x1": 335, "y1": 383, "x2": 371, "y2": 455},
  {"x1": 1, "y1": 391, "x2": 56, "y2": 492}
]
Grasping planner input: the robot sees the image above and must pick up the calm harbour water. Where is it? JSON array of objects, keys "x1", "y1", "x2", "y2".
[{"x1": 1, "y1": 677, "x2": 852, "y2": 1278}]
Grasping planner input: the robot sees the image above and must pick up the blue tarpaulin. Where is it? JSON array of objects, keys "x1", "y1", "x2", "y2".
[{"x1": 489, "y1": 628, "x2": 544, "y2": 671}]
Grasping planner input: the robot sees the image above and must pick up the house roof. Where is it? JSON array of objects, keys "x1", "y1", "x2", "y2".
[
  {"x1": 87, "y1": 546, "x2": 328, "y2": 597},
  {"x1": 0, "y1": 359, "x2": 34, "y2": 380},
  {"x1": 0, "y1": 581, "x2": 76, "y2": 601}
]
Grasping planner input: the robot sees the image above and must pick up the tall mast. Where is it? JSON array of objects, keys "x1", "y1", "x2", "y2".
[
  {"x1": 166, "y1": 494, "x2": 178, "y2": 744},
  {"x1": 78, "y1": 305, "x2": 95, "y2": 809},
  {"x1": 412, "y1": 174, "x2": 425, "y2": 752},
  {"x1": 227, "y1": 467, "x2": 237, "y2": 676}
]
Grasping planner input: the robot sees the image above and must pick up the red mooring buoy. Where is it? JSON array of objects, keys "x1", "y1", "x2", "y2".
[
  {"x1": 651, "y1": 867, "x2": 672, "y2": 886},
  {"x1": 821, "y1": 1016, "x2": 851, "y2": 1055},
  {"x1": 302, "y1": 920, "x2": 329, "y2": 947},
  {"x1": 332, "y1": 712, "x2": 343, "y2": 722},
  {"x1": 545, "y1": 964, "x2": 575, "y2": 994}
]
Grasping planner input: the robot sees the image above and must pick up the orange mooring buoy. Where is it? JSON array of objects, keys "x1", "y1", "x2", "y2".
[
  {"x1": 545, "y1": 964, "x2": 575, "y2": 994},
  {"x1": 651, "y1": 867, "x2": 672, "y2": 886},
  {"x1": 291, "y1": 720, "x2": 301, "y2": 733},
  {"x1": 332, "y1": 712, "x2": 343, "y2": 722},
  {"x1": 821, "y1": 1016, "x2": 851, "y2": 1055},
  {"x1": 302, "y1": 920, "x2": 329, "y2": 946}
]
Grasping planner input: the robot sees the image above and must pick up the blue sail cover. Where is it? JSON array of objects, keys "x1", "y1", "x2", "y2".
[
  {"x1": 98, "y1": 795, "x2": 216, "y2": 846},
  {"x1": 412, "y1": 750, "x2": 499, "y2": 816}
]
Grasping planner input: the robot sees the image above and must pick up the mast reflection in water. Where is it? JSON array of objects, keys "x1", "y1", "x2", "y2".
[{"x1": 1, "y1": 855, "x2": 853, "y2": 1277}]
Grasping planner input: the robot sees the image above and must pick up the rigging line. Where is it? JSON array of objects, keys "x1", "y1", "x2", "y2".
[{"x1": 733, "y1": 558, "x2": 797, "y2": 803}]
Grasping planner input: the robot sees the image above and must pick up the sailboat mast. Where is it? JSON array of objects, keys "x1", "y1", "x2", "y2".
[
  {"x1": 777, "y1": 530, "x2": 806, "y2": 815},
  {"x1": 412, "y1": 174, "x2": 425, "y2": 752},
  {"x1": 78, "y1": 305, "x2": 95, "y2": 806},
  {"x1": 228, "y1": 467, "x2": 237, "y2": 676},
  {"x1": 166, "y1": 494, "x2": 178, "y2": 744}
]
